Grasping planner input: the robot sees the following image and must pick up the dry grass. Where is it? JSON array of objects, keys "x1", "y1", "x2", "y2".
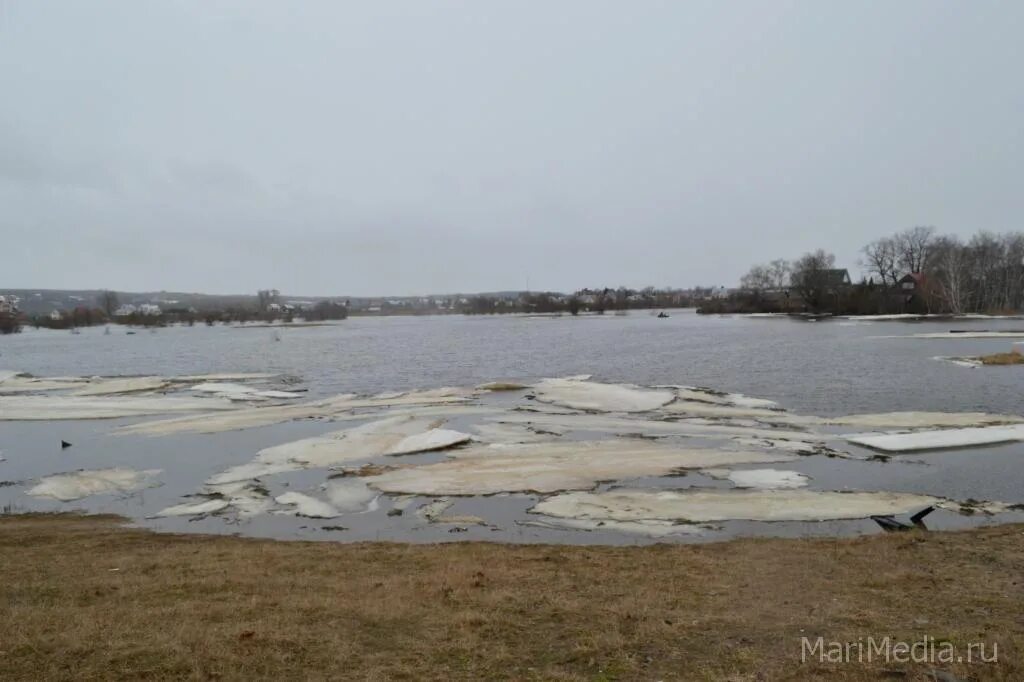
[
  {"x1": 2, "y1": 514, "x2": 1022, "y2": 681},
  {"x1": 979, "y1": 352, "x2": 1024, "y2": 366}
]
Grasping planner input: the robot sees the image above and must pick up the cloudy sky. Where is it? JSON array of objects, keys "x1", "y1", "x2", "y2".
[{"x1": 2, "y1": 1, "x2": 1021, "y2": 296}]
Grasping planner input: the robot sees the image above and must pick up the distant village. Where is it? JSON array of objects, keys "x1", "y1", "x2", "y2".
[
  {"x1": 0, "y1": 286, "x2": 715, "y2": 334},
  {"x1": 5, "y1": 226, "x2": 1019, "y2": 334}
]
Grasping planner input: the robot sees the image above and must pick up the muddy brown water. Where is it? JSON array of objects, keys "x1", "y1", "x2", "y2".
[{"x1": 2, "y1": 310, "x2": 1023, "y2": 544}]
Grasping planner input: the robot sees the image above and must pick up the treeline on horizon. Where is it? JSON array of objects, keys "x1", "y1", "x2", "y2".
[
  {"x1": 0, "y1": 290, "x2": 349, "y2": 335},
  {"x1": 459, "y1": 288, "x2": 697, "y2": 316},
  {"x1": 703, "y1": 227, "x2": 1024, "y2": 315},
  {"x1": 0, "y1": 287, "x2": 704, "y2": 334}
]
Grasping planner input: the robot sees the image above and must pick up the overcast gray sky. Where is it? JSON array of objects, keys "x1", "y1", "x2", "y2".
[{"x1": 2, "y1": 1, "x2": 1021, "y2": 296}]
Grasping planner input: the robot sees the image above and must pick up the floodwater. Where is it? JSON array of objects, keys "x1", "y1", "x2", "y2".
[{"x1": 2, "y1": 310, "x2": 1023, "y2": 544}]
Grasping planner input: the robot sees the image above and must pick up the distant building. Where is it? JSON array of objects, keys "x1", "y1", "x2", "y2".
[
  {"x1": 710, "y1": 287, "x2": 730, "y2": 299},
  {"x1": 899, "y1": 272, "x2": 926, "y2": 292},
  {"x1": 0, "y1": 295, "x2": 18, "y2": 313},
  {"x1": 824, "y1": 269, "x2": 853, "y2": 291},
  {"x1": 49, "y1": 309, "x2": 64, "y2": 321},
  {"x1": 115, "y1": 303, "x2": 161, "y2": 317}
]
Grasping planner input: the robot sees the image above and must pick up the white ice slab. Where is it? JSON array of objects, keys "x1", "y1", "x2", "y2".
[
  {"x1": 366, "y1": 441, "x2": 797, "y2": 496},
  {"x1": 28, "y1": 468, "x2": 162, "y2": 501},
  {"x1": 323, "y1": 479, "x2": 379, "y2": 513},
  {"x1": 531, "y1": 489, "x2": 943, "y2": 523},
  {"x1": 155, "y1": 498, "x2": 231, "y2": 517},
  {"x1": 275, "y1": 492, "x2": 339, "y2": 518},
  {"x1": 0, "y1": 395, "x2": 237, "y2": 420},
  {"x1": 531, "y1": 378, "x2": 675, "y2": 412},
  {"x1": 844, "y1": 425, "x2": 1024, "y2": 452}
]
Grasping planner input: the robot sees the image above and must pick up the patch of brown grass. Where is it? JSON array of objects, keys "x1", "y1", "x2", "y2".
[
  {"x1": 980, "y1": 352, "x2": 1024, "y2": 366},
  {"x1": 1, "y1": 514, "x2": 1022, "y2": 680}
]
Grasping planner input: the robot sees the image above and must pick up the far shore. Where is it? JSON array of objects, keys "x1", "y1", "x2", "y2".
[{"x1": 2, "y1": 513, "x2": 1019, "y2": 680}]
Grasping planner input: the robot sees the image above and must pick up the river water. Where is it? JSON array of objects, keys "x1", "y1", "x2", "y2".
[{"x1": 2, "y1": 310, "x2": 1023, "y2": 543}]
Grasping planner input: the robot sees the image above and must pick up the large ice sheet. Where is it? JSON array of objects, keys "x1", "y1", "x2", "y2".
[
  {"x1": 531, "y1": 489, "x2": 942, "y2": 523},
  {"x1": 0, "y1": 395, "x2": 237, "y2": 420},
  {"x1": 203, "y1": 416, "x2": 471, "y2": 485},
  {"x1": 701, "y1": 468, "x2": 810, "y2": 489},
  {"x1": 366, "y1": 441, "x2": 797, "y2": 495},
  {"x1": 27, "y1": 468, "x2": 162, "y2": 501},
  {"x1": 71, "y1": 377, "x2": 171, "y2": 396},
  {"x1": 493, "y1": 412, "x2": 817, "y2": 442},
  {"x1": 117, "y1": 387, "x2": 477, "y2": 435},
  {"x1": 828, "y1": 412, "x2": 1022, "y2": 429},
  {"x1": 275, "y1": 492, "x2": 339, "y2": 518},
  {"x1": 844, "y1": 425, "x2": 1024, "y2": 452},
  {"x1": 531, "y1": 378, "x2": 675, "y2": 412}
]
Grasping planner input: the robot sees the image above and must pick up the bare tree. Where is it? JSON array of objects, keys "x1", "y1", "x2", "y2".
[
  {"x1": 928, "y1": 236, "x2": 969, "y2": 314},
  {"x1": 767, "y1": 259, "x2": 791, "y2": 289},
  {"x1": 97, "y1": 290, "x2": 119, "y2": 317},
  {"x1": 894, "y1": 226, "x2": 935, "y2": 274},
  {"x1": 740, "y1": 265, "x2": 772, "y2": 291},
  {"x1": 790, "y1": 249, "x2": 836, "y2": 310},
  {"x1": 860, "y1": 238, "x2": 899, "y2": 287}
]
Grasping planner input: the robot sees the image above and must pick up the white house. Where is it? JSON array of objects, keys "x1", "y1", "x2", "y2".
[
  {"x1": 49, "y1": 309, "x2": 64, "y2": 321},
  {"x1": 114, "y1": 304, "x2": 138, "y2": 317}
]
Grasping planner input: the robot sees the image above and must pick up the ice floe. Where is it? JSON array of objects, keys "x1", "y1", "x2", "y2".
[
  {"x1": 28, "y1": 468, "x2": 162, "y2": 501},
  {"x1": 201, "y1": 416, "x2": 472, "y2": 486},
  {"x1": 413, "y1": 497, "x2": 483, "y2": 525},
  {"x1": 729, "y1": 438, "x2": 824, "y2": 455},
  {"x1": 702, "y1": 468, "x2": 810, "y2": 489},
  {"x1": 204, "y1": 481, "x2": 274, "y2": 518},
  {"x1": 275, "y1": 492, "x2": 340, "y2": 518},
  {"x1": 471, "y1": 422, "x2": 561, "y2": 444},
  {"x1": 660, "y1": 401, "x2": 795, "y2": 422},
  {"x1": 0, "y1": 395, "x2": 238, "y2": 420},
  {"x1": 155, "y1": 498, "x2": 231, "y2": 517},
  {"x1": 190, "y1": 382, "x2": 303, "y2": 400},
  {"x1": 933, "y1": 356, "x2": 983, "y2": 369},
  {"x1": 827, "y1": 411, "x2": 1022, "y2": 429},
  {"x1": 844, "y1": 425, "x2": 1024, "y2": 452},
  {"x1": 323, "y1": 479, "x2": 380, "y2": 513},
  {"x1": 255, "y1": 416, "x2": 471, "y2": 468},
  {"x1": 118, "y1": 388, "x2": 478, "y2": 435},
  {"x1": 493, "y1": 412, "x2": 817, "y2": 442},
  {"x1": 523, "y1": 517, "x2": 707, "y2": 537},
  {"x1": 530, "y1": 377, "x2": 675, "y2": 412},
  {"x1": 531, "y1": 489, "x2": 944, "y2": 523},
  {"x1": 366, "y1": 441, "x2": 797, "y2": 496},
  {"x1": 71, "y1": 376, "x2": 171, "y2": 396},
  {"x1": 0, "y1": 375, "x2": 92, "y2": 393},
  {"x1": 416, "y1": 498, "x2": 453, "y2": 521}
]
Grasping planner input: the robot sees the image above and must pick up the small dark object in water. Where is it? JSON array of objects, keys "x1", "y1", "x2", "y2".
[
  {"x1": 910, "y1": 506, "x2": 935, "y2": 527},
  {"x1": 657, "y1": 312, "x2": 669, "y2": 318},
  {"x1": 871, "y1": 506, "x2": 934, "y2": 532},
  {"x1": 322, "y1": 525, "x2": 348, "y2": 531},
  {"x1": 60, "y1": 440, "x2": 72, "y2": 449},
  {"x1": 387, "y1": 508, "x2": 403, "y2": 517}
]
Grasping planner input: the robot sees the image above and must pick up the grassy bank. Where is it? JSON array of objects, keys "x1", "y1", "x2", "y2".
[
  {"x1": 979, "y1": 352, "x2": 1024, "y2": 366},
  {"x1": 2, "y1": 515, "x2": 1021, "y2": 680}
]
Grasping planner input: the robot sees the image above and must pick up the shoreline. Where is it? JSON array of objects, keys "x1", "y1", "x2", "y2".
[{"x1": 2, "y1": 513, "x2": 1020, "y2": 680}]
